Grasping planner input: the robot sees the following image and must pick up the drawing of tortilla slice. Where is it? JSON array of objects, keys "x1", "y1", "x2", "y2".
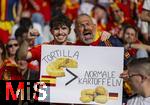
[{"x1": 46, "y1": 57, "x2": 78, "y2": 77}]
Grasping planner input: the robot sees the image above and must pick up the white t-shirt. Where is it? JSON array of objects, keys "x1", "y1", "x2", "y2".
[
  {"x1": 127, "y1": 95, "x2": 150, "y2": 105},
  {"x1": 141, "y1": 0, "x2": 150, "y2": 36},
  {"x1": 78, "y1": 2, "x2": 94, "y2": 15},
  {"x1": 143, "y1": 0, "x2": 150, "y2": 11}
]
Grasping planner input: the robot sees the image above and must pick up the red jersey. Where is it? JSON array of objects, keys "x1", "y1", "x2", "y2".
[
  {"x1": 127, "y1": 40, "x2": 141, "y2": 57},
  {"x1": 0, "y1": 29, "x2": 9, "y2": 44},
  {"x1": 21, "y1": 0, "x2": 51, "y2": 22},
  {"x1": 0, "y1": 59, "x2": 22, "y2": 80}
]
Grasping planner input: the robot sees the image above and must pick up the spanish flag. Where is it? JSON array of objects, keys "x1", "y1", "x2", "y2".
[{"x1": 41, "y1": 75, "x2": 56, "y2": 86}]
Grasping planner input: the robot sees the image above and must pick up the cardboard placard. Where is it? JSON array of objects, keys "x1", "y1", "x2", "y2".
[{"x1": 40, "y1": 45, "x2": 124, "y2": 105}]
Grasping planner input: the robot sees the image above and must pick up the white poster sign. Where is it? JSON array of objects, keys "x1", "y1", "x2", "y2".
[{"x1": 40, "y1": 45, "x2": 124, "y2": 105}]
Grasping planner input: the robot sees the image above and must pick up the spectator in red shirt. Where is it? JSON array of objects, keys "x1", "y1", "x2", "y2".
[
  {"x1": 123, "y1": 25, "x2": 148, "y2": 58},
  {"x1": 17, "y1": 14, "x2": 73, "y2": 63}
]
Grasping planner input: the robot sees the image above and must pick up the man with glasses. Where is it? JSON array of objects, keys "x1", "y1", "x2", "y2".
[
  {"x1": 74, "y1": 13, "x2": 133, "y2": 104},
  {"x1": 74, "y1": 13, "x2": 131, "y2": 67},
  {"x1": 121, "y1": 58, "x2": 150, "y2": 105}
]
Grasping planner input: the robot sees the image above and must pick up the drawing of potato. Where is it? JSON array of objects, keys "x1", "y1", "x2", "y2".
[
  {"x1": 80, "y1": 95, "x2": 93, "y2": 103},
  {"x1": 80, "y1": 86, "x2": 108, "y2": 104},
  {"x1": 95, "y1": 86, "x2": 108, "y2": 95},
  {"x1": 46, "y1": 57, "x2": 78, "y2": 77},
  {"x1": 81, "y1": 89, "x2": 95, "y2": 96},
  {"x1": 94, "y1": 95, "x2": 108, "y2": 104}
]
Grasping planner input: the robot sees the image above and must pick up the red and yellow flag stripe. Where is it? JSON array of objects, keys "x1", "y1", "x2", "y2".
[{"x1": 41, "y1": 75, "x2": 56, "y2": 86}]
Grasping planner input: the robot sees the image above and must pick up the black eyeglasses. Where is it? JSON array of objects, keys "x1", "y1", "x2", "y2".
[
  {"x1": 114, "y1": 10, "x2": 121, "y2": 13},
  {"x1": 8, "y1": 43, "x2": 18, "y2": 48},
  {"x1": 128, "y1": 74, "x2": 144, "y2": 79}
]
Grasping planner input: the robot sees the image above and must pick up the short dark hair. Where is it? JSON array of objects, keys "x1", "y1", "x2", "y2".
[
  {"x1": 92, "y1": 4, "x2": 107, "y2": 12},
  {"x1": 49, "y1": 14, "x2": 72, "y2": 31},
  {"x1": 127, "y1": 58, "x2": 150, "y2": 76},
  {"x1": 123, "y1": 25, "x2": 138, "y2": 37},
  {"x1": 20, "y1": 17, "x2": 33, "y2": 30},
  {"x1": 15, "y1": 26, "x2": 28, "y2": 39}
]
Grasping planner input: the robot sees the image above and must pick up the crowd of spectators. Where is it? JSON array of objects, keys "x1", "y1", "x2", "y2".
[{"x1": 0, "y1": 0, "x2": 150, "y2": 105}]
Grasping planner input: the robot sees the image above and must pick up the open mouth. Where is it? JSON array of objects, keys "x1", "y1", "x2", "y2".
[
  {"x1": 83, "y1": 32, "x2": 93, "y2": 40},
  {"x1": 56, "y1": 34, "x2": 66, "y2": 40}
]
